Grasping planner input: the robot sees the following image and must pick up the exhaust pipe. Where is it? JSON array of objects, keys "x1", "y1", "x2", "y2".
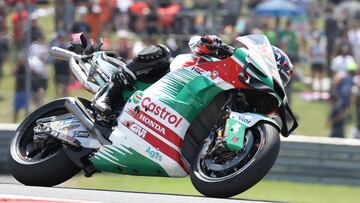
[{"x1": 64, "y1": 97, "x2": 112, "y2": 145}]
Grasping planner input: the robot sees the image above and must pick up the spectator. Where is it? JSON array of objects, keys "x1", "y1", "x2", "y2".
[
  {"x1": 116, "y1": 0, "x2": 133, "y2": 14},
  {"x1": 333, "y1": 29, "x2": 351, "y2": 58},
  {"x1": 71, "y1": 6, "x2": 91, "y2": 36},
  {"x1": 222, "y1": 0, "x2": 242, "y2": 27},
  {"x1": 115, "y1": 30, "x2": 134, "y2": 62},
  {"x1": 193, "y1": 15, "x2": 206, "y2": 35},
  {"x1": 331, "y1": 44, "x2": 356, "y2": 74},
  {"x1": 348, "y1": 22, "x2": 360, "y2": 67},
  {"x1": 54, "y1": 0, "x2": 66, "y2": 31},
  {"x1": 85, "y1": 1, "x2": 101, "y2": 40},
  {"x1": 324, "y1": 5, "x2": 339, "y2": 74},
  {"x1": 99, "y1": 0, "x2": 116, "y2": 35},
  {"x1": 0, "y1": 3, "x2": 8, "y2": 100},
  {"x1": 327, "y1": 93, "x2": 346, "y2": 138},
  {"x1": 30, "y1": 16, "x2": 44, "y2": 43},
  {"x1": 50, "y1": 31, "x2": 71, "y2": 97},
  {"x1": 280, "y1": 20, "x2": 298, "y2": 105},
  {"x1": 27, "y1": 33, "x2": 49, "y2": 108},
  {"x1": 309, "y1": 32, "x2": 327, "y2": 93},
  {"x1": 128, "y1": 0, "x2": 148, "y2": 33},
  {"x1": 328, "y1": 65, "x2": 357, "y2": 138},
  {"x1": 64, "y1": 0, "x2": 76, "y2": 32},
  {"x1": 11, "y1": 3, "x2": 28, "y2": 50},
  {"x1": 157, "y1": 1, "x2": 181, "y2": 34},
  {"x1": 262, "y1": 18, "x2": 278, "y2": 46},
  {"x1": 280, "y1": 20, "x2": 298, "y2": 63},
  {"x1": 13, "y1": 52, "x2": 28, "y2": 122},
  {"x1": 113, "y1": 3, "x2": 130, "y2": 32},
  {"x1": 145, "y1": 4, "x2": 160, "y2": 37}
]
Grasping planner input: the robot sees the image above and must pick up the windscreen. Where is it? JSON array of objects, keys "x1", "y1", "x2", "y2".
[{"x1": 235, "y1": 34, "x2": 282, "y2": 85}]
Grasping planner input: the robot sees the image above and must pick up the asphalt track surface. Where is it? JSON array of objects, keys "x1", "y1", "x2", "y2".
[{"x1": 0, "y1": 176, "x2": 276, "y2": 203}]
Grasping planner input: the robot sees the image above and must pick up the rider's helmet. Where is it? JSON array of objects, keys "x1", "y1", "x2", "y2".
[{"x1": 272, "y1": 46, "x2": 294, "y2": 87}]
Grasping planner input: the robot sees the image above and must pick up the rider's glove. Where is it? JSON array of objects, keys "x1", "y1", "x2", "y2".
[{"x1": 189, "y1": 35, "x2": 222, "y2": 55}]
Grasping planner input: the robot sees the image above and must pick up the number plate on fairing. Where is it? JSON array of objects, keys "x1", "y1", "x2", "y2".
[{"x1": 224, "y1": 112, "x2": 279, "y2": 151}]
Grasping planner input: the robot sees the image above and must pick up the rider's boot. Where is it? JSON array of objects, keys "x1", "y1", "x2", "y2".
[{"x1": 92, "y1": 70, "x2": 135, "y2": 137}]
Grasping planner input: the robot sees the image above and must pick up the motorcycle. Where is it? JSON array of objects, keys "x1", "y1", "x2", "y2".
[{"x1": 8, "y1": 34, "x2": 297, "y2": 198}]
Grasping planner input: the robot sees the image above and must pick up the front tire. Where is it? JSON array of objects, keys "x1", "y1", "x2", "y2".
[
  {"x1": 8, "y1": 98, "x2": 90, "y2": 186},
  {"x1": 190, "y1": 123, "x2": 280, "y2": 198}
]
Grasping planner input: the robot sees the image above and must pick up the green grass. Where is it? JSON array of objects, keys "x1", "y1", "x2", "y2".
[
  {"x1": 292, "y1": 93, "x2": 330, "y2": 137},
  {"x1": 62, "y1": 174, "x2": 360, "y2": 203}
]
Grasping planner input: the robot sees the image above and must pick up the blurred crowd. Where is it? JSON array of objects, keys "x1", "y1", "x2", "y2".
[{"x1": 0, "y1": 0, "x2": 360, "y2": 138}]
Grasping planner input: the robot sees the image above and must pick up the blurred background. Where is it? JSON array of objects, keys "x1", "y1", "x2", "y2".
[{"x1": 0, "y1": 0, "x2": 360, "y2": 202}]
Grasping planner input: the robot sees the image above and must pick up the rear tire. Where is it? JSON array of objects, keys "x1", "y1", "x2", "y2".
[
  {"x1": 8, "y1": 98, "x2": 91, "y2": 186},
  {"x1": 190, "y1": 124, "x2": 280, "y2": 198}
]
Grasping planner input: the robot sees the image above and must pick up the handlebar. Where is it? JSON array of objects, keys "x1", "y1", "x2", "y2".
[{"x1": 50, "y1": 47, "x2": 82, "y2": 61}]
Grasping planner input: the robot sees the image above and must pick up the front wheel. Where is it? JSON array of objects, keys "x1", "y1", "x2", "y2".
[
  {"x1": 190, "y1": 123, "x2": 280, "y2": 198},
  {"x1": 8, "y1": 98, "x2": 91, "y2": 186}
]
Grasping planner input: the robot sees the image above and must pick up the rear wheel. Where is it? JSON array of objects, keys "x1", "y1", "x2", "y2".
[
  {"x1": 190, "y1": 123, "x2": 280, "y2": 198},
  {"x1": 8, "y1": 98, "x2": 91, "y2": 186}
]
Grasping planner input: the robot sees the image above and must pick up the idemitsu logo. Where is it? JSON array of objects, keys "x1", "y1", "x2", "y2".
[{"x1": 141, "y1": 97, "x2": 183, "y2": 128}]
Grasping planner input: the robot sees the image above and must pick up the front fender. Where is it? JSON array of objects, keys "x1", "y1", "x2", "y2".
[{"x1": 224, "y1": 112, "x2": 280, "y2": 151}]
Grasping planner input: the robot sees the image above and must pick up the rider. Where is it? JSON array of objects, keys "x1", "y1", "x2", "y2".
[{"x1": 93, "y1": 35, "x2": 294, "y2": 123}]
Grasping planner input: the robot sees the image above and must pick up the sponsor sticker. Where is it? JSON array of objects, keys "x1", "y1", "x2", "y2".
[
  {"x1": 210, "y1": 70, "x2": 219, "y2": 80},
  {"x1": 60, "y1": 124, "x2": 80, "y2": 131},
  {"x1": 145, "y1": 147, "x2": 162, "y2": 161},
  {"x1": 141, "y1": 97, "x2": 183, "y2": 128},
  {"x1": 232, "y1": 123, "x2": 241, "y2": 134},
  {"x1": 237, "y1": 115, "x2": 251, "y2": 125},
  {"x1": 232, "y1": 137, "x2": 239, "y2": 143},
  {"x1": 139, "y1": 113, "x2": 166, "y2": 135},
  {"x1": 129, "y1": 121, "x2": 147, "y2": 138},
  {"x1": 190, "y1": 66, "x2": 205, "y2": 75},
  {"x1": 74, "y1": 131, "x2": 90, "y2": 137}
]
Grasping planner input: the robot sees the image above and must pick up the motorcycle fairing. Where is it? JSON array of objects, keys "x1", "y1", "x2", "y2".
[
  {"x1": 91, "y1": 34, "x2": 297, "y2": 177},
  {"x1": 91, "y1": 54, "x2": 251, "y2": 177},
  {"x1": 225, "y1": 112, "x2": 280, "y2": 151}
]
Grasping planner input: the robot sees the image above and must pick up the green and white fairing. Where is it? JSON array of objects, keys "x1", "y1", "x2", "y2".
[{"x1": 91, "y1": 34, "x2": 288, "y2": 177}]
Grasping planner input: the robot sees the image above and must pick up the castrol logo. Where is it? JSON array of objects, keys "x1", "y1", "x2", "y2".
[{"x1": 141, "y1": 97, "x2": 183, "y2": 128}]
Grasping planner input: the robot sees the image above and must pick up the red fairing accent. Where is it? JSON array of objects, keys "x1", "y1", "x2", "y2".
[
  {"x1": 197, "y1": 57, "x2": 250, "y2": 89},
  {"x1": 126, "y1": 108, "x2": 183, "y2": 147},
  {"x1": 121, "y1": 119, "x2": 189, "y2": 172}
]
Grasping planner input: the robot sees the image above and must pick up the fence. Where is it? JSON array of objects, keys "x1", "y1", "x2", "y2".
[
  {"x1": 1, "y1": 124, "x2": 360, "y2": 185},
  {"x1": 267, "y1": 135, "x2": 360, "y2": 185}
]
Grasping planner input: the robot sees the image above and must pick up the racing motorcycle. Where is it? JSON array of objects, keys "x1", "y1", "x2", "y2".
[{"x1": 8, "y1": 34, "x2": 297, "y2": 198}]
